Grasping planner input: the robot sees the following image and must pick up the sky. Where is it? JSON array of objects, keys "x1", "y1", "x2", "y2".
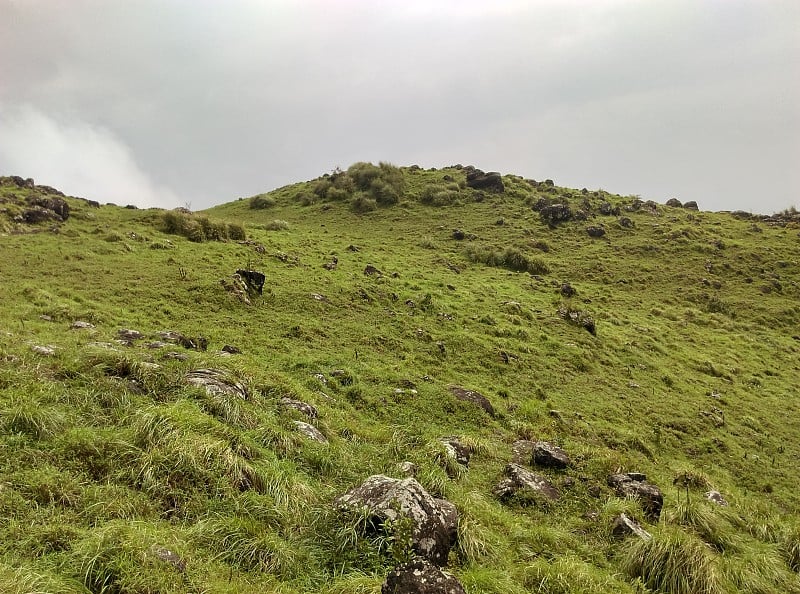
[{"x1": 0, "y1": 0, "x2": 798, "y2": 213}]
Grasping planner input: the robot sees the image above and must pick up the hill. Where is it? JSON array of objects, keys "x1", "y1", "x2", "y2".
[{"x1": 0, "y1": 165, "x2": 799, "y2": 593}]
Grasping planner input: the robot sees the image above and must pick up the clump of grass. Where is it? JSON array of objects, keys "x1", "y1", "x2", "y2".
[
  {"x1": 1, "y1": 401, "x2": 68, "y2": 438},
  {"x1": 665, "y1": 497, "x2": 734, "y2": 551},
  {"x1": 621, "y1": 526, "x2": 723, "y2": 594},
  {"x1": 783, "y1": 525, "x2": 800, "y2": 572},
  {"x1": 264, "y1": 219, "x2": 290, "y2": 231},
  {"x1": 466, "y1": 245, "x2": 550, "y2": 274},
  {"x1": 250, "y1": 194, "x2": 276, "y2": 209},
  {"x1": 0, "y1": 562, "x2": 85, "y2": 594},
  {"x1": 161, "y1": 210, "x2": 244, "y2": 242},
  {"x1": 523, "y1": 556, "x2": 634, "y2": 594}
]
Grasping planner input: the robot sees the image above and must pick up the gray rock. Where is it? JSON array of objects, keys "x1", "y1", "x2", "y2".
[
  {"x1": 117, "y1": 328, "x2": 144, "y2": 341},
  {"x1": 448, "y1": 385, "x2": 495, "y2": 416},
  {"x1": 280, "y1": 397, "x2": 318, "y2": 419},
  {"x1": 70, "y1": 320, "x2": 95, "y2": 330},
  {"x1": 440, "y1": 437, "x2": 472, "y2": 467},
  {"x1": 705, "y1": 490, "x2": 728, "y2": 506},
  {"x1": 31, "y1": 345, "x2": 55, "y2": 356},
  {"x1": 608, "y1": 473, "x2": 664, "y2": 521},
  {"x1": 611, "y1": 513, "x2": 651, "y2": 540},
  {"x1": 149, "y1": 545, "x2": 186, "y2": 572},
  {"x1": 666, "y1": 198, "x2": 683, "y2": 208},
  {"x1": 293, "y1": 421, "x2": 328, "y2": 443},
  {"x1": 511, "y1": 439, "x2": 536, "y2": 464},
  {"x1": 533, "y1": 441, "x2": 571, "y2": 469},
  {"x1": 398, "y1": 461, "x2": 418, "y2": 477},
  {"x1": 163, "y1": 351, "x2": 189, "y2": 361},
  {"x1": 586, "y1": 225, "x2": 606, "y2": 238},
  {"x1": 381, "y1": 559, "x2": 466, "y2": 594},
  {"x1": 147, "y1": 341, "x2": 170, "y2": 349},
  {"x1": 335, "y1": 475, "x2": 458, "y2": 566},
  {"x1": 683, "y1": 200, "x2": 699, "y2": 210},
  {"x1": 186, "y1": 369, "x2": 248, "y2": 400},
  {"x1": 494, "y1": 463, "x2": 560, "y2": 502},
  {"x1": 465, "y1": 169, "x2": 504, "y2": 193}
]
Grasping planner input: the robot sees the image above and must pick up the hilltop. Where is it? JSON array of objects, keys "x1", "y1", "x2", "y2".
[{"x1": 0, "y1": 165, "x2": 799, "y2": 593}]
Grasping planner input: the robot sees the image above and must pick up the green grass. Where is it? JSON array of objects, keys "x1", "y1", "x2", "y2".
[{"x1": 1, "y1": 167, "x2": 800, "y2": 592}]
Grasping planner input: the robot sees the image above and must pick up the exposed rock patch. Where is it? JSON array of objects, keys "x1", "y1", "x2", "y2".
[
  {"x1": 705, "y1": 490, "x2": 728, "y2": 506},
  {"x1": 608, "y1": 473, "x2": 664, "y2": 521},
  {"x1": 381, "y1": 559, "x2": 466, "y2": 594},
  {"x1": 611, "y1": 513, "x2": 651, "y2": 540},
  {"x1": 186, "y1": 369, "x2": 248, "y2": 400},
  {"x1": 448, "y1": 386, "x2": 495, "y2": 416},
  {"x1": 494, "y1": 463, "x2": 560, "y2": 502},
  {"x1": 293, "y1": 421, "x2": 328, "y2": 443},
  {"x1": 533, "y1": 441, "x2": 570, "y2": 469},
  {"x1": 335, "y1": 475, "x2": 458, "y2": 566},
  {"x1": 465, "y1": 169, "x2": 504, "y2": 193},
  {"x1": 280, "y1": 397, "x2": 318, "y2": 419}
]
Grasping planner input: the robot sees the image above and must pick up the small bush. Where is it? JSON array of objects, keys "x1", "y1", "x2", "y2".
[
  {"x1": 227, "y1": 222, "x2": 246, "y2": 241},
  {"x1": 250, "y1": 194, "x2": 276, "y2": 209},
  {"x1": 466, "y1": 245, "x2": 550, "y2": 275},
  {"x1": 264, "y1": 219, "x2": 290, "y2": 231},
  {"x1": 351, "y1": 194, "x2": 377, "y2": 213}
]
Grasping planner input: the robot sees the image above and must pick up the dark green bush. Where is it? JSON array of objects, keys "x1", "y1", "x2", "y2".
[
  {"x1": 466, "y1": 245, "x2": 550, "y2": 274},
  {"x1": 250, "y1": 195, "x2": 276, "y2": 209},
  {"x1": 351, "y1": 194, "x2": 377, "y2": 213},
  {"x1": 227, "y1": 223, "x2": 246, "y2": 241}
]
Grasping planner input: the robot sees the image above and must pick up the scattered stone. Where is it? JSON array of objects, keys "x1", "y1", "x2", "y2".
[
  {"x1": 705, "y1": 490, "x2": 728, "y2": 506},
  {"x1": 293, "y1": 421, "x2": 328, "y2": 443},
  {"x1": 440, "y1": 437, "x2": 472, "y2": 467},
  {"x1": 398, "y1": 461, "x2": 418, "y2": 477},
  {"x1": 221, "y1": 274, "x2": 252, "y2": 305},
  {"x1": 612, "y1": 513, "x2": 652, "y2": 540},
  {"x1": 452, "y1": 229, "x2": 466, "y2": 240},
  {"x1": 149, "y1": 545, "x2": 186, "y2": 572},
  {"x1": 557, "y1": 307, "x2": 596, "y2": 335},
  {"x1": 560, "y1": 283, "x2": 576, "y2": 297},
  {"x1": 364, "y1": 265, "x2": 382, "y2": 276},
  {"x1": 70, "y1": 320, "x2": 95, "y2": 330},
  {"x1": 221, "y1": 344, "x2": 241, "y2": 354},
  {"x1": 312, "y1": 373, "x2": 327, "y2": 385},
  {"x1": 31, "y1": 345, "x2": 55, "y2": 356},
  {"x1": 86, "y1": 342, "x2": 119, "y2": 351},
  {"x1": 608, "y1": 473, "x2": 664, "y2": 521},
  {"x1": 117, "y1": 328, "x2": 144, "y2": 342},
  {"x1": 310, "y1": 293, "x2": 328, "y2": 301},
  {"x1": 599, "y1": 202, "x2": 619, "y2": 216},
  {"x1": 533, "y1": 441, "x2": 571, "y2": 469},
  {"x1": 511, "y1": 439, "x2": 536, "y2": 464},
  {"x1": 335, "y1": 475, "x2": 458, "y2": 565},
  {"x1": 235, "y1": 269, "x2": 265, "y2": 295},
  {"x1": 465, "y1": 169, "x2": 504, "y2": 193},
  {"x1": 346, "y1": 244, "x2": 360, "y2": 252},
  {"x1": 539, "y1": 204, "x2": 572, "y2": 227},
  {"x1": 147, "y1": 341, "x2": 170, "y2": 349},
  {"x1": 381, "y1": 559, "x2": 466, "y2": 594},
  {"x1": 666, "y1": 198, "x2": 683, "y2": 208},
  {"x1": 618, "y1": 217, "x2": 634, "y2": 228},
  {"x1": 494, "y1": 463, "x2": 560, "y2": 502},
  {"x1": 683, "y1": 201, "x2": 699, "y2": 210},
  {"x1": 186, "y1": 369, "x2": 248, "y2": 400},
  {"x1": 163, "y1": 351, "x2": 189, "y2": 361},
  {"x1": 280, "y1": 397, "x2": 318, "y2": 419},
  {"x1": 448, "y1": 385, "x2": 495, "y2": 416},
  {"x1": 586, "y1": 225, "x2": 606, "y2": 238},
  {"x1": 323, "y1": 256, "x2": 338, "y2": 270},
  {"x1": 39, "y1": 315, "x2": 53, "y2": 322}
]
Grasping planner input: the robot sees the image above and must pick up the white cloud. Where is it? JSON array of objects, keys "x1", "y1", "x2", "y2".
[{"x1": 0, "y1": 104, "x2": 181, "y2": 208}]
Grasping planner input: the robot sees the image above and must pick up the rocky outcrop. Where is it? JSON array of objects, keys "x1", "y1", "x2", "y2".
[
  {"x1": 539, "y1": 204, "x2": 572, "y2": 227},
  {"x1": 280, "y1": 398, "x2": 318, "y2": 419},
  {"x1": 532, "y1": 441, "x2": 570, "y2": 469},
  {"x1": 494, "y1": 463, "x2": 560, "y2": 502},
  {"x1": 186, "y1": 369, "x2": 249, "y2": 400},
  {"x1": 448, "y1": 386, "x2": 495, "y2": 417},
  {"x1": 465, "y1": 169, "x2": 504, "y2": 193},
  {"x1": 608, "y1": 473, "x2": 663, "y2": 521},
  {"x1": 335, "y1": 475, "x2": 458, "y2": 566},
  {"x1": 381, "y1": 559, "x2": 466, "y2": 594}
]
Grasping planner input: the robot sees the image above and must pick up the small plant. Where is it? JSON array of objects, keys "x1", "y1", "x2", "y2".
[
  {"x1": 264, "y1": 219, "x2": 290, "y2": 231},
  {"x1": 249, "y1": 194, "x2": 276, "y2": 209}
]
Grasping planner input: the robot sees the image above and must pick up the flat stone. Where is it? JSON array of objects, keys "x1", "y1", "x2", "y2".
[
  {"x1": 611, "y1": 513, "x2": 652, "y2": 540},
  {"x1": 186, "y1": 369, "x2": 248, "y2": 400},
  {"x1": 705, "y1": 490, "x2": 728, "y2": 506},
  {"x1": 494, "y1": 463, "x2": 560, "y2": 502},
  {"x1": 293, "y1": 421, "x2": 327, "y2": 443},
  {"x1": 448, "y1": 385, "x2": 495, "y2": 416},
  {"x1": 71, "y1": 320, "x2": 95, "y2": 329},
  {"x1": 533, "y1": 441, "x2": 571, "y2": 469},
  {"x1": 31, "y1": 345, "x2": 55, "y2": 356}
]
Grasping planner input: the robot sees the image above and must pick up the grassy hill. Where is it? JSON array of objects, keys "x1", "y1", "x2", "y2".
[{"x1": 0, "y1": 165, "x2": 799, "y2": 593}]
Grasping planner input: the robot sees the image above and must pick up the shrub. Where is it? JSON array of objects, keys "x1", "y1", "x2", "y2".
[
  {"x1": 347, "y1": 162, "x2": 382, "y2": 190},
  {"x1": 227, "y1": 222, "x2": 246, "y2": 241},
  {"x1": 466, "y1": 245, "x2": 550, "y2": 275},
  {"x1": 264, "y1": 219, "x2": 290, "y2": 231},
  {"x1": 351, "y1": 194, "x2": 377, "y2": 213},
  {"x1": 249, "y1": 194, "x2": 276, "y2": 209}
]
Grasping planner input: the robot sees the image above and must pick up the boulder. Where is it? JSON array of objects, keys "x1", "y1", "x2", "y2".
[
  {"x1": 511, "y1": 439, "x2": 536, "y2": 464},
  {"x1": 28, "y1": 196, "x2": 69, "y2": 220},
  {"x1": 448, "y1": 386, "x2": 495, "y2": 416},
  {"x1": 335, "y1": 475, "x2": 458, "y2": 566},
  {"x1": 683, "y1": 201, "x2": 699, "y2": 210},
  {"x1": 293, "y1": 420, "x2": 328, "y2": 443},
  {"x1": 465, "y1": 169, "x2": 504, "y2": 193},
  {"x1": 494, "y1": 463, "x2": 560, "y2": 502},
  {"x1": 586, "y1": 226, "x2": 606, "y2": 238},
  {"x1": 607, "y1": 473, "x2": 663, "y2": 521},
  {"x1": 21, "y1": 206, "x2": 61, "y2": 224},
  {"x1": 31, "y1": 345, "x2": 56, "y2": 356},
  {"x1": 560, "y1": 283, "x2": 576, "y2": 297},
  {"x1": 398, "y1": 461, "x2": 418, "y2": 477},
  {"x1": 117, "y1": 328, "x2": 144, "y2": 342},
  {"x1": 539, "y1": 204, "x2": 572, "y2": 227},
  {"x1": 381, "y1": 559, "x2": 466, "y2": 594},
  {"x1": 533, "y1": 441, "x2": 570, "y2": 469},
  {"x1": 440, "y1": 437, "x2": 472, "y2": 468},
  {"x1": 618, "y1": 217, "x2": 634, "y2": 228},
  {"x1": 611, "y1": 513, "x2": 651, "y2": 540},
  {"x1": 221, "y1": 274, "x2": 252, "y2": 305},
  {"x1": 705, "y1": 490, "x2": 728, "y2": 506},
  {"x1": 665, "y1": 198, "x2": 683, "y2": 208},
  {"x1": 186, "y1": 369, "x2": 248, "y2": 400},
  {"x1": 280, "y1": 397, "x2": 318, "y2": 419},
  {"x1": 598, "y1": 202, "x2": 619, "y2": 216},
  {"x1": 221, "y1": 344, "x2": 241, "y2": 354},
  {"x1": 235, "y1": 269, "x2": 265, "y2": 295},
  {"x1": 364, "y1": 265, "x2": 382, "y2": 276}
]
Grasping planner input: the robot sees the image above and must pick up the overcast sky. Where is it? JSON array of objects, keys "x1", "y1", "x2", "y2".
[{"x1": 1, "y1": 1, "x2": 798, "y2": 212}]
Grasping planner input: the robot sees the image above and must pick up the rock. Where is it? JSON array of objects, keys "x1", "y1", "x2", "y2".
[
  {"x1": 221, "y1": 344, "x2": 241, "y2": 354},
  {"x1": 539, "y1": 204, "x2": 572, "y2": 227},
  {"x1": 608, "y1": 473, "x2": 664, "y2": 521},
  {"x1": 31, "y1": 345, "x2": 55, "y2": 356},
  {"x1": 381, "y1": 559, "x2": 466, "y2": 594},
  {"x1": 398, "y1": 461, "x2": 418, "y2": 477},
  {"x1": 494, "y1": 463, "x2": 560, "y2": 502},
  {"x1": 322, "y1": 257, "x2": 338, "y2": 271},
  {"x1": 452, "y1": 229, "x2": 466, "y2": 240},
  {"x1": 557, "y1": 307, "x2": 596, "y2": 336},
  {"x1": 586, "y1": 226, "x2": 606, "y2": 238},
  {"x1": 186, "y1": 369, "x2": 248, "y2": 400},
  {"x1": 618, "y1": 217, "x2": 634, "y2": 228},
  {"x1": 149, "y1": 545, "x2": 186, "y2": 572},
  {"x1": 560, "y1": 283, "x2": 576, "y2": 297},
  {"x1": 293, "y1": 421, "x2": 327, "y2": 443},
  {"x1": 598, "y1": 202, "x2": 619, "y2": 216},
  {"x1": 364, "y1": 265, "x2": 382, "y2": 276},
  {"x1": 235, "y1": 269, "x2": 265, "y2": 295},
  {"x1": 86, "y1": 342, "x2": 118, "y2": 350},
  {"x1": 147, "y1": 341, "x2": 170, "y2": 349},
  {"x1": 611, "y1": 513, "x2": 651, "y2": 540},
  {"x1": 39, "y1": 315, "x2": 53, "y2": 322},
  {"x1": 683, "y1": 201, "x2": 699, "y2": 210},
  {"x1": 335, "y1": 475, "x2": 458, "y2": 565},
  {"x1": 511, "y1": 439, "x2": 536, "y2": 464},
  {"x1": 705, "y1": 490, "x2": 728, "y2": 506},
  {"x1": 21, "y1": 206, "x2": 61, "y2": 224},
  {"x1": 70, "y1": 320, "x2": 95, "y2": 330},
  {"x1": 465, "y1": 169, "x2": 504, "y2": 193},
  {"x1": 533, "y1": 441, "x2": 570, "y2": 469},
  {"x1": 280, "y1": 397, "x2": 318, "y2": 419},
  {"x1": 440, "y1": 437, "x2": 472, "y2": 467},
  {"x1": 666, "y1": 198, "x2": 683, "y2": 208},
  {"x1": 28, "y1": 195, "x2": 70, "y2": 220},
  {"x1": 163, "y1": 351, "x2": 189, "y2": 361},
  {"x1": 221, "y1": 274, "x2": 252, "y2": 305},
  {"x1": 448, "y1": 386, "x2": 495, "y2": 416},
  {"x1": 117, "y1": 328, "x2": 144, "y2": 342}
]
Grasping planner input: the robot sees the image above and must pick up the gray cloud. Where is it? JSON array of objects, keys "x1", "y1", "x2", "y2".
[{"x1": 1, "y1": 0, "x2": 798, "y2": 212}]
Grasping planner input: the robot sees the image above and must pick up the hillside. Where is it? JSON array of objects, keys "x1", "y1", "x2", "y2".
[{"x1": 0, "y1": 165, "x2": 799, "y2": 594}]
